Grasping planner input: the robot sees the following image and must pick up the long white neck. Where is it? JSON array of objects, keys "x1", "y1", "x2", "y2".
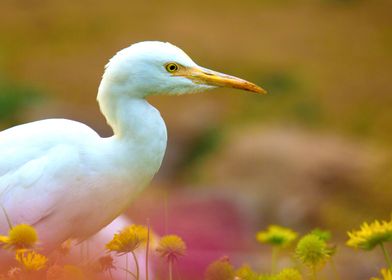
[
  {"x1": 92, "y1": 76, "x2": 167, "y2": 224},
  {"x1": 97, "y1": 76, "x2": 167, "y2": 142}
]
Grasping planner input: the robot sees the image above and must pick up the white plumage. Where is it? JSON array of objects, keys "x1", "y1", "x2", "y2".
[{"x1": 0, "y1": 41, "x2": 264, "y2": 257}]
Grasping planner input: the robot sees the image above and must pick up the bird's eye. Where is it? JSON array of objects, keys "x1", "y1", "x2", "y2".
[{"x1": 165, "y1": 63, "x2": 179, "y2": 73}]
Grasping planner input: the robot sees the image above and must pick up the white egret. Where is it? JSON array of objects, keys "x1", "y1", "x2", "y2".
[{"x1": 0, "y1": 41, "x2": 265, "y2": 256}]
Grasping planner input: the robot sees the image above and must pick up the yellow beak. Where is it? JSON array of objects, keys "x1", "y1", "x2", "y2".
[{"x1": 176, "y1": 66, "x2": 267, "y2": 94}]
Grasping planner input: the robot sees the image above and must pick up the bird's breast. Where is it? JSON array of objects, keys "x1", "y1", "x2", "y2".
[{"x1": 69, "y1": 132, "x2": 167, "y2": 239}]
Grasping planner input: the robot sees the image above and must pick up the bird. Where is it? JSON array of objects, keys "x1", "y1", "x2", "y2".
[{"x1": 0, "y1": 41, "x2": 265, "y2": 256}]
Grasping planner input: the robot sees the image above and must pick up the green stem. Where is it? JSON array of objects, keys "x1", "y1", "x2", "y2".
[
  {"x1": 86, "y1": 240, "x2": 90, "y2": 263},
  {"x1": 109, "y1": 269, "x2": 114, "y2": 280},
  {"x1": 311, "y1": 266, "x2": 317, "y2": 280},
  {"x1": 126, "y1": 253, "x2": 129, "y2": 280},
  {"x1": 146, "y1": 220, "x2": 150, "y2": 280},
  {"x1": 380, "y1": 243, "x2": 392, "y2": 271},
  {"x1": 119, "y1": 267, "x2": 137, "y2": 279},
  {"x1": 164, "y1": 191, "x2": 169, "y2": 234},
  {"x1": 271, "y1": 247, "x2": 279, "y2": 273},
  {"x1": 132, "y1": 251, "x2": 140, "y2": 280},
  {"x1": 169, "y1": 260, "x2": 173, "y2": 280},
  {"x1": 0, "y1": 205, "x2": 13, "y2": 230},
  {"x1": 330, "y1": 258, "x2": 340, "y2": 280},
  {"x1": 80, "y1": 243, "x2": 84, "y2": 264}
]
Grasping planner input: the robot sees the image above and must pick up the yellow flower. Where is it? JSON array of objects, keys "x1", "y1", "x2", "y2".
[
  {"x1": 106, "y1": 225, "x2": 148, "y2": 254},
  {"x1": 235, "y1": 264, "x2": 259, "y2": 280},
  {"x1": 310, "y1": 229, "x2": 331, "y2": 242},
  {"x1": 257, "y1": 274, "x2": 277, "y2": 280},
  {"x1": 205, "y1": 256, "x2": 234, "y2": 280},
  {"x1": 276, "y1": 268, "x2": 303, "y2": 280},
  {"x1": 15, "y1": 250, "x2": 47, "y2": 271},
  {"x1": 295, "y1": 234, "x2": 330, "y2": 268},
  {"x1": 371, "y1": 268, "x2": 392, "y2": 280},
  {"x1": 0, "y1": 235, "x2": 8, "y2": 244},
  {"x1": 347, "y1": 219, "x2": 392, "y2": 250},
  {"x1": 1, "y1": 224, "x2": 38, "y2": 250},
  {"x1": 256, "y1": 225, "x2": 298, "y2": 248},
  {"x1": 156, "y1": 235, "x2": 186, "y2": 262}
]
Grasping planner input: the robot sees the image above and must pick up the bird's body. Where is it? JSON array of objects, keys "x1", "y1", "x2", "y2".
[
  {"x1": 0, "y1": 101, "x2": 166, "y2": 250},
  {"x1": 0, "y1": 41, "x2": 264, "y2": 257}
]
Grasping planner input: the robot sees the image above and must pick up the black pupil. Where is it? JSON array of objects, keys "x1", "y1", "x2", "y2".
[{"x1": 169, "y1": 65, "x2": 176, "y2": 71}]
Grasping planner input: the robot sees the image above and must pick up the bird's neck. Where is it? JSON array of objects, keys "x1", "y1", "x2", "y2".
[
  {"x1": 96, "y1": 79, "x2": 167, "y2": 198},
  {"x1": 97, "y1": 82, "x2": 167, "y2": 143}
]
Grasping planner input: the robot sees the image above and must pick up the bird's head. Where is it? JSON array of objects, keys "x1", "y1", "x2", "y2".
[{"x1": 100, "y1": 41, "x2": 266, "y2": 98}]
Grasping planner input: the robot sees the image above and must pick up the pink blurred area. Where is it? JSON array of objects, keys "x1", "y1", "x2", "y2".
[
  {"x1": 65, "y1": 202, "x2": 250, "y2": 280},
  {"x1": 128, "y1": 190, "x2": 253, "y2": 279},
  {"x1": 67, "y1": 215, "x2": 150, "y2": 280}
]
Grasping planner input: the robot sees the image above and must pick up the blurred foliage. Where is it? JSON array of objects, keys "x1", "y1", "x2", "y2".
[
  {"x1": 232, "y1": 71, "x2": 325, "y2": 129},
  {"x1": 322, "y1": 0, "x2": 362, "y2": 5},
  {"x1": 0, "y1": 78, "x2": 42, "y2": 126},
  {"x1": 180, "y1": 126, "x2": 225, "y2": 182}
]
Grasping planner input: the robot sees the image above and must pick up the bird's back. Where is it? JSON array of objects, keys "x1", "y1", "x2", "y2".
[
  {"x1": 0, "y1": 119, "x2": 104, "y2": 245},
  {"x1": 0, "y1": 118, "x2": 100, "y2": 177}
]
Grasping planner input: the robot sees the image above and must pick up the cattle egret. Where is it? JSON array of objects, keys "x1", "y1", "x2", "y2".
[{"x1": 0, "y1": 41, "x2": 265, "y2": 255}]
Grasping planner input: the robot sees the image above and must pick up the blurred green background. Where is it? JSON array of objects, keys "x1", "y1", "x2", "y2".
[{"x1": 1, "y1": 0, "x2": 391, "y2": 279}]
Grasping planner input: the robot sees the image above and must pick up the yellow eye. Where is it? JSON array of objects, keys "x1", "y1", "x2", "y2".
[{"x1": 165, "y1": 63, "x2": 179, "y2": 73}]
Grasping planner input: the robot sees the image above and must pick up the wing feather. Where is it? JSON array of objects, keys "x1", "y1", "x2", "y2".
[
  {"x1": 0, "y1": 119, "x2": 99, "y2": 234},
  {"x1": 0, "y1": 144, "x2": 81, "y2": 233}
]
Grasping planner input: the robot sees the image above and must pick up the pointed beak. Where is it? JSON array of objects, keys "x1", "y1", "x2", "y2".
[{"x1": 176, "y1": 66, "x2": 267, "y2": 94}]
